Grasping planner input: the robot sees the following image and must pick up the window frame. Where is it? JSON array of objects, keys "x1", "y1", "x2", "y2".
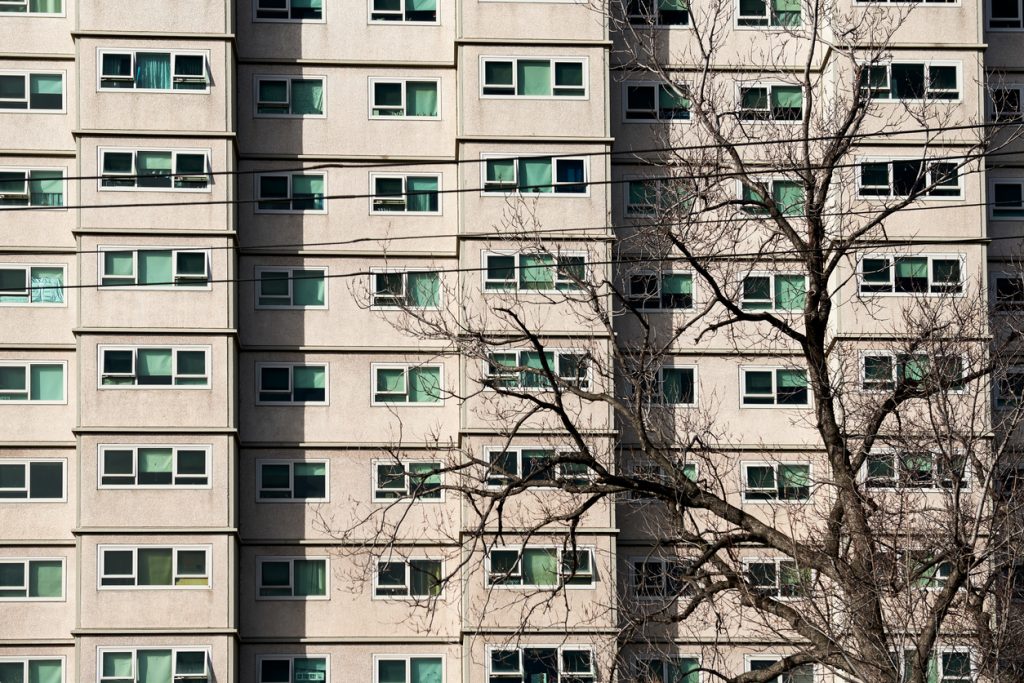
[
  {"x1": 486, "y1": 646, "x2": 594, "y2": 683},
  {"x1": 97, "y1": 444, "x2": 212, "y2": 490},
  {"x1": 369, "y1": 268, "x2": 442, "y2": 310},
  {"x1": 625, "y1": 269, "x2": 696, "y2": 310},
  {"x1": 989, "y1": 178, "x2": 1024, "y2": 219},
  {"x1": 630, "y1": 556, "x2": 696, "y2": 599},
  {"x1": 0, "y1": 458, "x2": 66, "y2": 501},
  {"x1": 256, "y1": 655, "x2": 331, "y2": 683},
  {"x1": 97, "y1": 247, "x2": 211, "y2": 290},
  {"x1": 743, "y1": 557, "x2": 815, "y2": 599},
  {"x1": 739, "y1": 271, "x2": 808, "y2": 311},
  {"x1": 858, "y1": 61, "x2": 962, "y2": 103},
  {"x1": 96, "y1": 49, "x2": 210, "y2": 93},
  {"x1": 485, "y1": 546, "x2": 597, "y2": 589},
  {"x1": 0, "y1": 557, "x2": 65, "y2": 601},
  {"x1": 744, "y1": 655, "x2": 816, "y2": 682},
  {"x1": 97, "y1": 345, "x2": 211, "y2": 390},
  {"x1": 481, "y1": 251, "x2": 589, "y2": 292},
  {"x1": 481, "y1": 348, "x2": 591, "y2": 392},
  {"x1": 0, "y1": 361, "x2": 67, "y2": 404},
  {"x1": 857, "y1": 253, "x2": 967, "y2": 296},
  {"x1": 371, "y1": 459, "x2": 445, "y2": 502},
  {"x1": 622, "y1": 81, "x2": 691, "y2": 122},
  {"x1": 0, "y1": 165, "x2": 66, "y2": 208},
  {"x1": 373, "y1": 655, "x2": 447, "y2": 683},
  {"x1": 97, "y1": 647, "x2": 210, "y2": 683},
  {"x1": 736, "y1": 82, "x2": 804, "y2": 122},
  {"x1": 372, "y1": 556, "x2": 445, "y2": 599},
  {"x1": 369, "y1": 173, "x2": 442, "y2": 214},
  {"x1": 479, "y1": 56, "x2": 589, "y2": 100},
  {"x1": 633, "y1": 656, "x2": 702, "y2": 683},
  {"x1": 995, "y1": 365, "x2": 1024, "y2": 408},
  {"x1": 734, "y1": 0, "x2": 803, "y2": 27},
  {"x1": 256, "y1": 555, "x2": 330, "y2": 600},
  {"x1": 739, "y1": 366, "x2": 811, "y2": 408},
  {"x1": 254, "y1": 171, "x2": 328, "y2": 214},
  {"x1": 0, "y1": 657, "x2": 66, "y2": 683},
  {"x1": 862, "y1": 448, "x2": 971, "y2": 491},
  {"x1": 256, "y1": 459, "x2": 330, "y2": 503},
  {"x1": 989, "y1": 0, "x2": 1024, "y2": 29},
  {"x1": 254, "y1": 266, "x2": 329, "y2": 310},
  {"x1": 368, "y1": 77, "x2": 441, "y2": 119},
  {"x1": 482, "y1": 446, "x2": 594, "y2": 489},
  {"x1": 253, "y1": 0, "x2": 325, "y2": 23},
  {"x1": 0, "y1": 0, "x2": 65, "y2": 14},
  {"x1": 858, "y1": 350, "x2": 967, "y2": 394},
  {"x1": 479, "y1": 154, "x2": 590, "y2": 197},
  {"x1": 625, "y1": 0, "x2": 692, "y2": 26},
  {"x1": 255, "y1": 362, "x2": 330, "y2": 406},
  {"x1": 0, "y1": 69, "x2": 66, "y2": 113},
  {"x1": 97, "y1": 545, "x2": 211, "y2": 590},
  {"x1": 370, "y1": 363, "x2": 444, "y2": 406},
  {"x1": 992, "y1": 271, "x2": 1024, "y2": 311},
  {"x1": 0, "y1": 263, "x2": 66, "y2": 306},
  {"x1": 855, "y1": 157, "x2": 965, "y2": 200},
  {"x1": 367, "y1": 0, "x2": 440, "y2": 24},
  {"x1": 97, "y1": 148, "x2": 212, "y2": 193},
  {"x1": 253, "y1": 74, "x2": 327, "y2": 118},
  {"x1": 740, "y1": 461, "x2": 813, "y2": 503}
]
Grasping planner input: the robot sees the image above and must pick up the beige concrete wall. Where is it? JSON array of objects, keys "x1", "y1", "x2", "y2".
[
  {"x1": 0, "y1": 351, "x2": 74, "y2": 441},
  {"x1": 0, "y1": 448, "x2": 74, "y2": 540},
  {"x1": 77, "y1": 636, "x2": 233, "y2": 683},
  {"x1": 237, "y1": 644, "x2": 461, "y2": 683},
  {"x1": 78, "y1": 0, "x2": 230, "y2": 34},
  {"x1": 2, "y1": 9, "x2": 73, "y2": 56},
  {"x1": 461, "y1": 0, "x2": 606, "y2": 42},
  {"x1": 0, "y1": 546, "x2": 74, "y2": 639},
  {"x1": 0, "y1": 59, "x2": 74, "y2": 152},
  {"x1": 0, "y1": 155, "x2": 75, "y2": 249}
]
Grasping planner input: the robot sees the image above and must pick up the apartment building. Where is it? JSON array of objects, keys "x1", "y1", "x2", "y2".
[{"x1": 0, "y1": 0, "x2": 1011, "y2": 683}]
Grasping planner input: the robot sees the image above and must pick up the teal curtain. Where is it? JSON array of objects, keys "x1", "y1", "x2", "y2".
[
  {"x1": 775, "y1": 274, "x2": 805, "y2": 310},
  {"x1": 102, "y1": 653, "x2": 133, "y2": 679},
  {"x1": 294, "y1": 559, "x2": 326, "y2": 596},
  {"x1": 406, "y1": 176, "x2": 438, "y2": 212},
  {"x1": 292, "y1": 270, "x2": 325, "y2": 306},
  {"x1": 517, "y1": 60, "x2": 551, "y2": 96},
  {"x1": 407, "y1": 272, "x2": 440, "y2": 308},
  {"x1": 138, "y1": 549, "x2": 173, "y2": 585},
  {"x1": 771, "y1": 85, "x2": 803, "y2": 109},
  {"x1": 896, "y1": 258, "x2": 927, "y2": 278},
  {"x1": 409, "y1": 367, "x2": 441, "y2": 403},
  {"x1": 28, "y1": 170, "x2": 63, "y2": 207},
  {"x1": 772, "y1": 180, "x2": 803, "y2": 215},
  {"x1": 411, "y1": 658, "x2": 443, "y2": 683},
  {"x1": 30, "y1": 267, "x2": 64, "y2": 303},
  {"x1": 778, "y1": 369, "x2": 807, "y2": 388},
  {"x1": 519, "y1": 254, "x2": 554, "y2": 290},
  {"x1": 137, "y1": 349, "x2": 173, "y2": 383},
  {"x1": 135, "y1": 53, "x2": 171, "y2": 89},
  {"x1": 486, "y1": 159, "x2": 516, "y2": 187},
  {"x1": 291, "y1": 174, "x2": 325, "y2": 211},
  {"x1": 28, "y1": 0, "x2": 62, "y2": 12},
  {"x1": 137, "y1": 650, "x2": 173, "y2": 683},
  {"x1": 662, "y1": 274, "x2": 692, "y2": 294},
  {"x1": 291, "y1": 79, "x2": 324, "y2": 115},
  {"x1": 29, "y1": 660, "x2": 63, "y2": 683},
  {"x1": 522, "y1": 548, "x2": 558, "y2": 585},
  {"x1": 138, "y1": 251, "x2": 173, "y2": 286},
  {"x1": 376, "y1": 368, "x2": 406, "y2": 401},
  {"x1": 407, "y1": 81, "x2": 438, "y2": 116},
  {"x1": 29, "y1": 560, "x2": 62, "y2": 597},
  {"x1": 522, "y1": 351, "x2": 554, "y2": 388},
  {"x1": 409, "y1": 0, "x2": 436, "y2": 9},
  {"x1": 29, "y1": 364, "x2": 63, "y2": 401},
  {"x1": 519, "y1": 158, "x2": 553, "y2": 192},
  {"x1": 772, "y1": 0, "x2": 800, "y2": 25}
]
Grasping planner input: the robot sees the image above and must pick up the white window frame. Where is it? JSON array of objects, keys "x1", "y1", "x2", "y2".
[
  {"x1": 485, "y1": 546, "x2": 596, "y2": 589},
  {"x1": 739, "y1": 366, "x2": 811, "y2": 408},
  {"x1": 372, "y1": 556, "x2": 445, "y2": 599},
  {"x1": 482, "y1": 446, "x2": 594, "y2": 488},
  {"x1": 256, "y1": 459, "x2": 330, "y2": 502},
  {"x1": 253, "y1": 0, "x2": 325, "y2": 23},
  {"x1": 625, "y1": 269, "x2": 696, "y2": 310},
  {"x1": 859, "y1": 61, "x2": 962, "y2": 102},
  {"x1": 254, "y1": 266, "x2": 329, "y2": 309},
  {"x1": 481, "y1": 251, "x2": 589, "y2": 292},
  {"x1": 736, "y1": 82, "x2": 804, "y2": 122},
  {"x1": 255, "y1": 362, "x2": 330, "y2": 406},
  {"x1": 857, "y1": 253, "x2": 967, "y2": 296},
  {"x1": 622, "y1": 81, "x2": 692, "y2": 122},
  {"x1": 481, "y1": 348, "x2": 591, "y2": 391},
  {"x1": 97, "y1": 545, "x2": 211, "y2": 590},
  {"x1": 96, "y1": 49, "x2": 210, "y2": 93},
  {"x1": 370, "y1": 363, "x2": 444, "y2": 406},
  {"x1": 373, "y1": 656, "x2": 447, "y2": 683},
  {"x1": 253, "y1": 74, "x2": 327, "y2": 118},
  {"x1": 0, "y1": 557, "x2": 65, "y2": 601},
  {"x1": 479, "y1": 154, "x2": 590, "y2": 197},
  {"x1": 743, "y1": 656, "x2": 816, "y2": 682},
  {"x1": 97, "y1": 345, "x2": 211, "y2": 390},
  {"x1": 743, "y1": 557, "x2": 814, "y2": 599},
  {"x1": 256, "y1": 656, "x2": 331, "y2": 683},
  {"x1": 479, "y1": 56, "x2": 589, "y2": 99},
  {"x1": 625, "y1": 0, "x2": 692, "y2": 26},
  {"x1": 734, "y1": 0, "x2": 802, "y2": 27},
  {"x1": 862, "y1": 448, "x2": 971, "y2": 491},
  {"x1": 97, "y1": 148, "x2": 211, "y2": 193},
  {"x1": 368, "y1": 0, "x2": 441, "y2": 23},
  {"x1": 858, "y1": 350, "x2": 966, "y2": 394},
  {"x1": 254, "y1": 171, "x2": 328, "y2": 214},
  {"x1": 97, "y1": 648, "x2": 210, "y2": 683},
  {"x1": 486, "y1": 646, "x2": 594, "y2": 683},
  {"x1": 0, "y1": 0, "x2": 65, "y2": 14},
  {"x1": 0, "y1": 69, "x2": 66, "y2": 113},
  {"x1": 97, "y1": 247, "x2": 211, "y2": 289},
  {"x1": 0, "y1": 165, "x2": 66, "y2": 208},
  {"x1": 0, "y1": 361, "x2": 67, "y2": 404},
  {"x1": 368, "y1": 77, "x2": 441, "y2": 119},
  {"x1": 989, "y1": 178, "x2": 1024, "y2": 219},
  {"x1": 369, "y1": 173, "x2": 442, "y2": 214},
  {"x1": 0, "y1": 658, "x2": 65, "y2": 683},
  {"x1": 0, "y1": 263, "x2": 66, "y2": 306},
  {"x1": 738, "y1": 271, "x2": 807, "y2": 311},
  {"x1": 894, "y1": 649, "x2": 975, "y2": 683},
  {"x1": 371, "y1": 459, "x2": 445, "y2": 502},
  {"x1": 0, "y1": 458, "x2": 66, "y2": 501},
  {"x1": 369, "y1": 268, "x2": 441, "y2": 310},
  {"x1": 740, "y1": 461, "x2": 813, "y2": 503},
  {"x1": 256, "y1": 556, "x2": 330, "y2": 600},
  {"x1": 97, "y1": 444, "x2": 212, "y2": 490},
  {"x1": 856, "y1": 157, "x2": 965, "y2": 200}
]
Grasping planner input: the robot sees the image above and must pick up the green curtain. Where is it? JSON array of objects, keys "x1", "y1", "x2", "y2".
[
  {"x1": 28, "y1": 0, "x2": 63, "y2": 12},
  {"x1": 519, "y1": 254, "x2": 554, "y2": 290},
  {"x1": 409, "y1": 462, "x2": 441, "y2": 493},
  {"x1": 291, "y1": 79, "x2": 323, "y2": 115},
  {"x1": 29, "y1": 364, "x2": 63, "y2": 401},
  {"x1": 775, "y1": 274, "x2": 805, "y2": 310},
  {"x1": 779, "y1": 464, "x2": 810, "y2": 486},
  {"x1": 669, "y1": 658, "x2": 699, "y2": 683},
  {"x1": 772, "y1": 180, "x2": 803, "y2": 215},
  {"x1": 523, "y1": 351, "x2": 554, "y2": 388},
  {"x1": 409, "y1": 367, "x2": 441, "y2": 403},
  {"x1": 407, "y1": 81, "x2": 438, "y2": 116},
  {"x1": 376, "y1": 368, "x2": 406, "y2": 400},
  {"x1": 486, "y1": 159, "x2": 516, "y2": 185},
  {"x1": 292, "y1": 174, "x2": 325, "y2": 210},
  {"x1": 410, "y1": 658, "x2": 443, "y2": 683},
  {"x1": 896, "y1": 257, "x2": 927, "y2": 278},
  {"x1": 138, "y1": 251, "x2": 173, "y2": 286},
  {"x1": 771, "y1": 85, "x2": 803, "y2": 108},
  {"x1": 409, "y1": 0, "x2": 436, "y2": 9},
  {"x1": 772, "y1": 0, "x2": 800, "y2": 24},
  {"x1": 103, "y1": 652, "x2": 133, "y2": 679},
  {"x1": 406, "y1": 176, "x2": 438, "y2": 212},
  {"x1": 28, "y1": 74, "x2": 62, "y2": 108},
  {"x1": 137, "y1": 650, "x2": 172, "y2": 683},
  {"x1": 105, "y1": 252, "x2": 134, "y2": 282},
  {"x1": 29, "y1": 560, "x2": 62, "y2": 598},
  {"x1": 659, "y1": 84, "x2": 689, "y2": 111},
  {"x1": 662, "y1": 273, "x2": 692, "y2": 294},
  {"x1": 379, "y1": 661, "x2": 407, "y2": 683},
  {"x1": 139, "y1": 448, "x2": 173, "y2": 484},
  {"x1": 137, "y1": 349, "x2": 172, "y2": 384},
  {"x1": 293, "y1": 366, "x2": 326, "y2": 401},
  {"x1": 292, "y1": 270, "x2": 325, "y2": 306},
  {"x1": 30, "y1": 267, "x2": 64, "y2": 303},
  {"x1": 519, "y1": 158, "x2": 553, "y2": 193},
  {"x1": 138, "y1": 549, "x2": 173, "y2": 585},
  {"x1": 661, "y1": 368, "x2": 692, "y2": 404},
  {"x1": 517, "y1": 60, "x2": 551, "y2": 96},
  {"x1": 28, "y1": 660, "x2": 62, "y2": 683},
  {"x1": 407, "y1": 272, "x2": 440, "y2": 308},
  {"x1": 28, "y1": 170, "x2": 63, "y2": 207},
  {"x1": 294, "y1": 559, "x2": 326, "y2": 596},
  {"x1": 902, "y1": 355, "x2": 928, "y2": 382},
  {"x1": 135, "y1": 53, "x2": 171, "y2": 89},
  {"x1": 778, "y1": 369, "x2": 807, "y2": 388},
  {"x1": 522, "y1": 548, "x2": 558, "y2": 585}
]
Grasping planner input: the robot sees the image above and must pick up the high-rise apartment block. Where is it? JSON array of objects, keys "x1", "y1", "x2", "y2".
[{"x1": 0, "y1": 0, "x2": 1013, "y2": 682}]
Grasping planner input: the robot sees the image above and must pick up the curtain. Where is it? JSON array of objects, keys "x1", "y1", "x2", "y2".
[
  {"x1": 409, "y1": 0, "x2": 436, "y2": 9},
  {"x1": 901, "y1": 355, "x2": 928, "y2": 382},
  {"x1": 137, "y1": 651, "x2": 172, "y2": 683},
  {"x1": 777, "y1": 369, "x2": 807, "y2": 388},
  {"x1": 779, "y1": 463, "x2": 810, "y2": 488},
  {"x1": 28, "y1": 0, "x2": 62, "y2": 12},
  {"x1": 772, "y1": 0, "x2": 800, "y2": 25},
  {"x1": 28, "y1": 74, "x2": 62, "y2": 109},
  {"x1": 772, "y1": 180, "x2": 803, "y2": 215},
  {"x1": 376, "y1": 368, "x2": 406, "y2": 400},
  {"x1": 138, "y1": 251, "x2": 172, "y2": 286},
  {"x1": 661, "y1": 368, "x2": 693, "y2": 404},
  {"x1": 29, "y1": 560, "x2": 62, "y2": 598},
  {"x1": 28, "y1": 661, "x2": 63, "y2": 683},
  {"x1": 293, "y1": 560, "x2": 326, "y2": 596},
  {"x1": 407, "y1": 272, "x2": 439, "y2": 308},
  {"x1": 408, "y1": 367, "x2": 441, "y2": 403},
  {"x1": 406, "y1": 176, "x2": 438, "y2": 212},
  {"x1": 138, "y1": 349, "x2": 173, "y2": 384},
  {"x1": 662, "y1": 274, "x2": 692, "y2": 294},
  {"x1": 517, "y1": 60, "x2": 551, "y2": 96},
  {"x1": 136, "y1": 549, "x2": 172, "y2": 586},
  {"x1": 774, "y1": 274, "x2": 806, "y2": 310},
  {"x1": 411, "y1": 659, "x2": 443, "y2": 683},
  {"x1": 293, "y1": 366, "x2": 326, "y2": 401},
  {"x1": 771, "y1": 85, "x2": 802, "y2": 109},
  {"x1": 895, "y1": 257, "x2": 927, "y2": 278},
  {"x1": 410, "y1": 560, "x2": 441, "y2": 596},
  {"x1": 522, "y1": 351, "x2": 554, "y2": 388},
  {"x1": 292, "y1": 270, "x2": 325, "y2": 306},
  {"x1": 29, "y1": 267, "x2": 63, "y2": 303},
  {"x1": 519, "y1": 254, "x2": 554, "y2": 290},
  {"x1": 28, "y1": 170, "x2": 63, "y2": 207},
  {"x1": 522, "y1": 549, "x2": 558, "y2": 585},
  {"x1": 406, "y1": 81, "x2": 438, "y2": 116},
  {"x1": 291, "y1": 79, "x2": 324, "y2": 115},
  {"x1": 291, "y1": 174, "x2": 325, "y2": 210},
  {"x1": 659, "y1": 84, "x2": 690, "y2": 114},
  {"x1": 294, "y1": 462, "x2": 326, "y2": 498},
  {"x1": 29, "y1": 364, "x2": 63, "y2": 401},
  {"x1": 102, "y1": 653, "x2": 133, "y2": 680},
  {"x1": 139, "y1": 448, "x2": 173, "y2": 485},
  {"x1": 135, "y1": 53, "x2": 171, "y2": 89},
  {"x1": 137, "y1": 152, "x2": 173, "y2": 188},
  {"x1": 486, "y1": 158, "x2": 516, "y2": 187}
]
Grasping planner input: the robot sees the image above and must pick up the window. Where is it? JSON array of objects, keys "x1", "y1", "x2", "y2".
[
  {"x1": 624, "y1": 83, "x2": 690, "y2": 120},
  {"x1": 488, "y1": 647, "x2": 594, "y2": 683},
  {"x1": 742, "y1": 463, "x2": 811, "y2": 501},
  {"x1": 377, "y1": 656, "x2": 444, "y2": 683},
  {"x1": 484, "y1": 350, "x2": 589, "y2": 390},
  {"x1": 745, "y1": 559, "x2": 812, "y2": 597},
  {"x1": 0, "y1": 558, "x2": 62, "y2": 599},
  {"x1": 0, "y1": 659, "x2": 63, "y2": 683},
  {"x1": 258, "y1": 557, "x2": 327, "y2": 598},
  {"x1": 482, "y1": 156, "x2": 587, "y2": 194},
  {"x1": 858, "y1": 160, "x2": 961, "y2": 198},
  {"x1": 99, "y1": 347, "x2": 209, "y2": 388},
  {"x1": 859, "y1": 255, "x2": 964, "y2": 294},
  {"x1": 632, "y1": 558, "x2": 695, "y2": 598},
  {"x1": 374, "y1": 558, "x2": 442, "y2": 597},
  {"x1": 899, "y1": 650, "x2": 973, "y2": 683},
  {"x1": 991, "y1": 0, "x2": 1024, "y2": 28},
  {"x1": 256, "y1": 267, "x2": 326, "y2": 308},
  {"x1": 741, "y1": 368, "x2": 809, "y2": 406},
  {"x1": 626, "y1": 271, "x2": 693, "y2": 309},
  {"x1": 624, "y1": 178, "x2": 693, "y2": 216},
  {"x1": 635, "y1": 657, "x2": 699, "y2": 683},
  {"x1": 481, "y1": 58, "x2": 586, "y2": 98},
  {"x1": 738, "y1": 84, "x2": 803, "y2": 120},
  {"x1": 996, "y1": 368, "x2": 1024, "y2": 408},
  {"x1": 855, "y1": 0, "x2": 954, "y2": 3},
  {"x1": 373, "y1": 460, "x2": 442, "y2": 501},
  {"x1": 370, "y1": 271, "x2": 440, "y2": 309},
  {"x1": 370, "y1": 174, "x2": 440, "y2": 213},
  {"x1": 859, "y1": 353, "x2": 964, "y2": 392},
  {"x1": 740, "y1": 273, "x2": 806, "y2": 311},
  {"x1": 255, "y1": 76, "x2": 324, "y2": 116},
  {"x1": 0, "y1": 71, "x2": 63, "y2": 110},
  {"x1": 859, "y1": 63, "x2": 959, "y2": 101},
  {"x1": 487, "y1": 547, "x2": 595, "y2": 587},
  {"x1": 483, "y1": 252, "x2": 586, "y2": 291},
  {"x1": 256, "y1": 173, "x2": 325, "y2": 212},
  {"x1": 258, "y1": 656, "x2": 329, "y2": 683},
  {"x1": 994, "y1": 275, "x2": 1024, "y2": 311},
  {"x1": 370, "y1": 0, "x2": 437, "y2": 22},
  {"x1": 626, "y1": 0, "x2": 689, "y2": 25},
  {"x1": 0, "y1": 362, "x2": 65, "y2": 403},
  {"x1": 257, "y1": 364, "x2": 328, "y2": 404},
  {"x1": 99, "y1": 149, "x2": 209, "y2": 191},
  {"x1": 372, "y1": 364, "x2": 442, "y2": 405},
  {"x1": 0, "y1": 0, "x2": 62, "y2": 13},
  {"x1": 739, "y1": 179, "x2": 804, "y2": 216},
  {"x1": 0, "y1": 460, "x2": 63, "y2": 500},
  {"x1": 991, "y1": 180, "x2": 1024, "y2": 218},
  {"x1": 99, "y1": 446, "x2": 210, "y2": 488},
  {"x1": 370, "y1": 79, "x2": 438, "y2": 118},
  {"x1": 747, "y1": 657, "x2": 814, "y2": 683},
  {"x1": 484, "y1": 447, "x2": 591, "y2": 487},
  {"x1": 99, "y1": 51, "x2": 208, "y2": 91},
  {"x1": 98, "y1": 546, "x2": 209, "y2": 588},
  {"x1": 100, "y1": 249, "x2": 208, "y2": 288},
  {"x1": 864, "y1": 450, "x2": 967, "y2": 489},
  {"x1": 0, "y1": 265, "x2": 64, "y2": 304},
  {"x1": 0, "y1": 168, "x2": 63, "y2": 206},
  {"x1": 258, "y1": 460, "x2": 328, "y2": 501},
  {"x1": 255, "y1": 0, "x2": 322, "y2": 21},
  {"x1": 736, "y1": 0, "x2": 800, "y2": 26},
  {"x1": 629, "y1": 367, "x2": 696, "y2": 406},
  {"x1": 629, "y1": 461, "x2": 698, "y2": 500},
  {"x1": 99, "y1": 649, "x2": 208, "y2": 683},
  {"x1": 901, "y1": 550, "x2": 953, "y2": 589}
]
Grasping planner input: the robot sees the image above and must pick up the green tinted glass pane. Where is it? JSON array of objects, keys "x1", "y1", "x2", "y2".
[
  {"x1": 662, "y1": 273, "x2": 692, "y2": 294},
  {"x1": 105, "y1": 251, "x2": 134, "y2": 277},
  {"x1": 407, "y1": 271, "x2": 440, "y2": 308},
  {"x1": 29, "y1": 560, "x2": 62, "y2": 597},
  {"x1": 771, "y1": 85, "x2": 802, "y2": 108},
  {"x1": 259, "y1": 176, "x2": 289, "y2": 199},
  {"x1": 409, "y1": 366, "x2": 441, "y2": 402},
  {"x1": 137, "y1": 349, "x2": 172, "y2": 381},
  {"x1": 484, "y1": 61, "x2": 514, "y2": 87},
  {"x1": 780, "y1": 464, "x2": 810, "y2": 486},
  {"x1": 139, "y1": 448, "x2": 173, "y2": 474},
  {"x1": 522, "y1": 548, "x2": 558, "y2": 585},
  {"x1": 741, "y1": 86, "x2": 767, "y2": 109},
  {"x1": 137, "y1": 650, "x2": 172, "y2": 683},
  {"x1": 292, "y1": 174, "x2": 324, "y2": 197},
  {"x1": 896, "y1": 257, "x2": 927, "y2": 278},
  {"x1": 294, "y1": 658, "x2": 327, "y2": 683},
  {"x1": 28, "y1": 170, "x2": 63, "y2": 206},
  {"x1": 137, "y1": 549, "x2": 173, "y2": 585},
  {"x1": 374, "y1": 82, "x2": 402, "y2": 109},
  {"x1": 29, "y1": 364, "x2": 63, "y2": 401},
  {"x1": 261, "y1": 561, "x2": 290, "y2": 592},
  {"x1": 745, "y1": 371, "x2": 773, "y2": 394},
  {"x1": 294, "y1": 366, "x2": 325, "y2": 389},
  {"x1": 747, "y1": 465, "x2": 775, "y2": 488},
  {"x1": 292, "y1": 270, "x2": 325, "y2": 306},
  {"x1": 517, "y1": 60, "x2": 551, "y2": 96},
  {"x1": 772, "y1": 180, "x2": 803, "y2": 215},
  {"x1": 138, "y1": 250, "x2": 173, "y2": 286},
  {"x1": 659, "y1": 84, "x2": 689, "y2": 109},
  {"x1": 775, "y1": 274, "x2": 805, "y2": 310},
  {"x1": 137, "y1": 151, "x2": 172, "y2": 173},
  {"x1": 376, "y1": 368, "x2": 405, "y2": 395},
  {"x1": 0, "y1": 562, "x2": 24, "y2": 589}
]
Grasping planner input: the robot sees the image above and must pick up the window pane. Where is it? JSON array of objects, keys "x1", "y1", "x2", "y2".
[
  {"x1": 410, "y1": 658, "x2": 443, "y2": 683},
  {"x1": 407, "y1": 272, "x2": 440, "y2": 308},
  {"x1": 408, "y1": 366, "x2": 441, "y2": 402},
  {"x1": 29, "y1": 660, "x2": 62, "y2": 683},
  {"x1": 518, "y1": 60, "x2": 552, "y2": 96},
  {"x1": 176, "y1": 652, "x2": 206, "y2": 676},
  {"x1": 28, "y1": 74, "x2": 62, "y2": 109},
  {"x1": 484, "y1": 61, "x2": 514, "y2": 87},
  {"x1": 293, "y1": 366, "x2": 326, "y2": 402},
  {"x1": 379, "y1": 660, "x2": 407, "y2": 683},
  {"x1": 29, "y1": 560, "x2": 62, "y2": 597},
  {"x1": 137, "y1": 549, "x2": 173, "y2": 585},
  {"x1": 29, "y1": 462, "x2": 63, "y2": 498},
  {"x1": 134, "y1": 53, "x2": 171, "y2": 89},
  {"x1": 138, "y1": 250, "x2": 173, "y2": 286},
  {"x1": 406, "y1": 176, "x2": 439, "y2": 212},
  {"x1": 522, "y1": 548, "x2": 558, "y2": 585},
  {"x1": 29, "y1": 364, "x2": 63, "y2": 401},
  {"x1": 137, "y1": 650, "x2": 173, "y2": 683},
  {"x1": 292, "y1": 270, "x2": 325, "y2": 306},
  {"x1": 291, "y1": 79, "x2": 324, "y2": 115},
  {"x1": 406, "y1": 81, "x2": 438, "y2": 116},
  {"x1": 138, "y1": 448, "x2": 173, "y2": 485},
  {"x1": 294, "y1": 658, "x2": 327, "y2": 683},
  {"x1": 293, "y1": 462, "x2": 326, "y2": 498},
  {"x1": 137, "y1": 349, "x2": 173, "y2": 385},
  {"x1": 293, "y1": 559, "x2": 326, "y2": 596},
  {"x1": 103, "y1": 653, "x2": 133, "y2": 679}
]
